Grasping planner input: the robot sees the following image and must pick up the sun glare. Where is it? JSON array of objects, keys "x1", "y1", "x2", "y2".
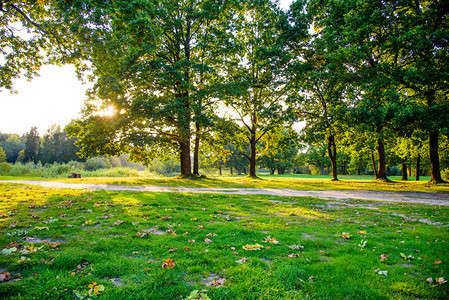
[{"x1": 96, "y1": 105, "x2": 116, "y2": 117}]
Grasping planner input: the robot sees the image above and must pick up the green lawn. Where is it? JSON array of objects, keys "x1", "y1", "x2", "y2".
[{"x1": 0, "y1": 182, "x2": 448, "y2": 299}]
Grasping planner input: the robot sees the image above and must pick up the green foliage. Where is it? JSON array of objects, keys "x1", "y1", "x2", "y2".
[
  {"x1": 148, "y1": 156, "x2": 180, "y2": 177},
  {"x1": 0, "y1": 133, "x2": 25, "y2": 163},
  {"x1": 0, "y1": 162, "x2": 12, "y2": 175},
  {"x1": 23, "y1": 127, "x2": 40, "y2": 164},
  {"x1": 0, "y1": 146, "x2": 6, "y2": 163},
  {"x1": 84, "y1": 157, "x2": 111, "y2": 171}
]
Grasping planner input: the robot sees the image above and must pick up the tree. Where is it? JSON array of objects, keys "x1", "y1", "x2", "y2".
[
  {"x1": 0, "y1": 133, "x2": 25, "y2": 163},
  {"x1": 0, "y1": 0, "x2": 81, "y2": 91},
  {"x1": 394, "y1": 0, "x2": 449, "y2": 183},
  {"x1": 224, "y1": 0, "x2": 301, "y2": 178},
  {"x1": 259, "y1": 125, "x2": 300, "y2": 175},
  {"x1": 0, "y1": 146, "x2": 6, "y2": 163},
  {"x1": 23, "y1": 126, "x2": 40, "y2": 163},
  {"x1": 308, "y1": 0, "x2": 412, "y2": 181},
  {"x1": 62, "y1": 0, "x2": 235, "y2": 177}
]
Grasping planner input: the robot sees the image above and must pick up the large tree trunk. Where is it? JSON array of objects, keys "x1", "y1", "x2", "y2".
[
  {"x1": 429, "y1": 129, "x2": 444, "y2": 183},
  {"x1": 426, "y1": 90, "x2": 445, "y2": 183},
  {"x1": 249, "y1": 130, "x2": 257, "y2": 178},
  {"x1": 416, "y1": 154, "x2": 421, "y2": 181},
  {"x1": 376, "y1": 139, "x2": 388, "y2": 180},
  {"x1": 230, "y1": 167, "x2": 233, "y2": 175},
  {"x1": 179, "y1": 140, "x2": 191, "y2": 177},
  {"x1": 371, "y1": 150, "x2": 378, "y2": 178},
  {"x1": 219, "y1": 165, "x2": 222, "y2": 175},
  {"x1": 327, "y1": 134, "x2": 338, "y2": 181},
  {"x1": 193, "y1": 122, "x2": 200, "y2": 176},
  {"x1": 401, "y1": 158, "x2": 408, "y2": 181}
]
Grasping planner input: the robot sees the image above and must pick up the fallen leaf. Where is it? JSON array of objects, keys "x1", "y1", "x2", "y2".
[
  {"x1": 204, "y1": 238, "x2": 212, "y2": 244},
  {"x1": 50, "y1": 242, "x2": 60, "y2": 248},
  {"x1": 378, "y1": 270, "x2": 388, "y2": 276},
  {"x1": 0, "y1": 272, "x2": 12, "y2": 282},
  {"x1": 340, "y1": 232, "x2": 351, "y2": 239},
  {"x1": 434, "y1": 260, "x2": 443, "y2": 265},
  {"x1": 427, "y1": 278, "x2": 434, "y2": 284},
  {"x1": 88, "y1": 282, "x2": 105, "y2": 296},
  {"x1": 207, "y1": 277, "x2": 226, "y2": 287},
  {"x1": 262, "y1": 236, "x2": 279, "y2": 244},
  {"x1": 160, "y1": 216, "x2": 172, "y2": 221},
  {"x1": 357, "y1": 230, "x2": 367, "y2": 235},
  {"x1": 161, "y1": 258, "x2": 175, "y2": 269},
  {"x1": 1, "y1": 247, "x2": 17, "y2": 255},
  {"x1": 168, "y1": 248, "x2": 178, "y2": 253},
  {"x1": 236, "y1": 257, "x2": 247, "y2": 264},
  {"x1": 188, "y1": 239, "x2": 195, "y2": 244},
  {"x1": 379, "y1": 254, "x2": 388, "y2": 262},
  {"x1": 114, "y1": 220, "x2": 125, "y2": 226},
  {"x1": 243, "y1": 244, "x2": 263, "y2": 251},
  {"x1": 436, "y1": 277, "x2": 447, "y2": 285},
  {"x1": 206, "y1": 233, "x2": 217, "y2": 237},
  {"x1": 287, "y1": 253, "x2": 301, "y2": 258}
]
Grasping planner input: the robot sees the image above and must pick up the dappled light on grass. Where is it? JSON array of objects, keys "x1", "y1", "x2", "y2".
[{"x1": 0, "y1": 183, "x2": 448, "y2": 299}]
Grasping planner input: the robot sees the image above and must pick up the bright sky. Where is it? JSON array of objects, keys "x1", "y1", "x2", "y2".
[{"x1": 0, "y1": 0, "x2": 294, "y2": 136}]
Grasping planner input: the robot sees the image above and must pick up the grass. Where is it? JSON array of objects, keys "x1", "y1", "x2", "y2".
[
  {"x1": 2, "y1": 173, "x2": 448, "y2": 194},
  {"x1": 0, "y1": 182, "x2": 448, "y2": 299}
]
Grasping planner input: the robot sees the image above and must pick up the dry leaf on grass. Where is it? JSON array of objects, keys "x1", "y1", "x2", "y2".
[
  {"x1": 207, "y1": 277, "x2": 226, "y2": 287},
  {"x1": 243, "y1": 244, "x2": 263, "y2": 251},
  {"x1": 161, "y1": 258, "x2": 175, "y2": 269},
  {"x1": 262, "y1": 236, "x2": 279, "y2": 244},
  {"x1": 236, "y1": 257, "x2": 247, "y2": 264},
  {"x1": 0, "y1": 272, "x2": 12, "y2": 282}
]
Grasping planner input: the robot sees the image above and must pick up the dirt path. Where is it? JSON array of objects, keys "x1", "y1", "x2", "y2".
[{"x1": 1, "y1": 180, "x2": 448, "y2": 206}]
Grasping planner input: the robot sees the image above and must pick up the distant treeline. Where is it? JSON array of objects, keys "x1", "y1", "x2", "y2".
[{"x1": 0, "y1": 125, "x2": 82, "y2": 164}]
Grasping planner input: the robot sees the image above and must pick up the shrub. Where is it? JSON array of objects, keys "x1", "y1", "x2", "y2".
[
  {"x1": 84, "y1": 157, "x2": 111, "y2": 171},
  {"x1": 148, "y1": 157, "x2": 180, "y2": 176},
  {"x1": 0, "y1": 162, "x2": 12, "y2": 175}
]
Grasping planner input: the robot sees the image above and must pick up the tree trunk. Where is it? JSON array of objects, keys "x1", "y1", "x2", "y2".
[
  {"x1": 401, "y1": 159, "x2": 408, "y2": 181},
  {"x1": 371, "y1": 150, "x2": 378, "y2": 178},
  {"x1": 357, "y1": 168, "x2": 361, "y2": 176},
  {"x1": 327, "y1": 134, "x2": 338, "y2": 181},
  {"x1": 230, "y1": 166, "x2": 233, "y2": 175},
  {"x1": 416, "y1": 154, "x2": 421, "y2": 181},
  {"x1": 179, "y1": 139, "x2": 191, "y2": 177},
  {"x1": 193, "y1": 122, "x2": 200, "y2": 176},
  {"x1": 270, "y1": 168, "x2": 275, "y2": 175},
  {"x1": 249, "y1": 131, "x2": 257, "y2": 178},
  {"x1": 219, "y1": 165, "x2": 222, "y2": 175},
  {"x1": 376, "y1": 139, "x2": 388, "y2": 180},
  {"x1": 426, "y1": 90, "x2": 445, "y2": 183},
  {"x1": 429, "y1": 129, "x2": 444, "y2": 183}
]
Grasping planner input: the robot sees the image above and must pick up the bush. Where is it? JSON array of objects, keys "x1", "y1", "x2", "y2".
[
  {"x1": 0, "y1": 162, "x2": 12, "y2": 175},
  {"x1": 148, "y1": 157, "x2": 180, "y2": 176},
  {"x1": 84, "y1": 157, "x2": 111, "y2": 171}
]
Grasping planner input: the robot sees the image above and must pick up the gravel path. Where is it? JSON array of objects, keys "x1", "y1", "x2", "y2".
[{"x1": 1, "y1": 180, "x2": 448, "y2": 206}]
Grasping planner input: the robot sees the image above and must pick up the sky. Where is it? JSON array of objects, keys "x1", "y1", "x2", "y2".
[{"x1": 0, "y1": 0, "x2": 294, "y2": 136}]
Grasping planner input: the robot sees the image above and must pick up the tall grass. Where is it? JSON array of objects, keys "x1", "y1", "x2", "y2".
[{"x1": 0, "y1": 162, "x2": 154, "y2": 178}]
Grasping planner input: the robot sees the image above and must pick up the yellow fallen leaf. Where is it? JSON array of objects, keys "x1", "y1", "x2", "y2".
[
  {"x1": 341, "y1": 232, "x2": 351, "y2": 239},
  {"x1": 243, "y1": 244, "x2": 263, "y2": 251},
  {"x1": 161, "y1": 258, "x2": 175, "y2": 269}
]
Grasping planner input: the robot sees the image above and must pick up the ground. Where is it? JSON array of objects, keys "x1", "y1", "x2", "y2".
[{"x1": 0, "y1": 179, "x2": 448, "y2": 299}]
